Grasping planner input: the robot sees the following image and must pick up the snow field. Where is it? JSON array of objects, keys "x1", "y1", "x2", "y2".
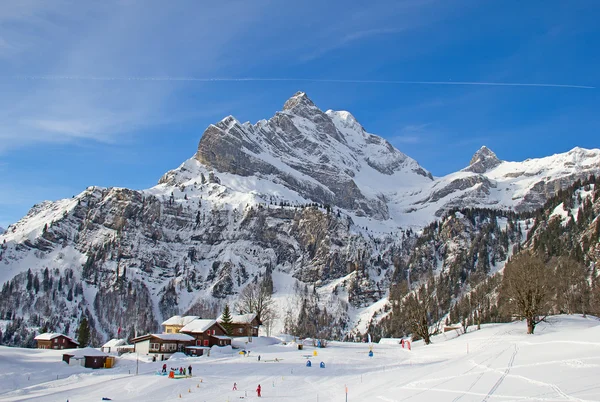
[{"x1": 1, "y1": 315, "x2": 600, "y2": 401}]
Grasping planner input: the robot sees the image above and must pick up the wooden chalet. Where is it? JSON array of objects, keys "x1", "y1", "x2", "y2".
[
  {"x1": 131, "y1": 333, "x2": 195, "y2": 360},
  {"x1": 62, "y1": 347, "x2": 114, "y2": 369},
  {"x1": 34, "y1": 333, "x2": 79, "y2": 350},
  {"x1": 179, "y1": 319, "x2": 232, "y2": 347},
  {"x1": 218, "y1": 313, "x2": 260, "y2": 337},
  {"x1": 161, "y1": 315, "x2": 199, "y2": 334}
]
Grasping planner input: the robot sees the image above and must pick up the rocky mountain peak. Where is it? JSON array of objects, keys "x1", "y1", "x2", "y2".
[
  {"x1": 465, "y1": 146, "x2": 502, "y2": 173},
  {"x1": 282, "y1": 91, "x2": 316, "y2": 112}
]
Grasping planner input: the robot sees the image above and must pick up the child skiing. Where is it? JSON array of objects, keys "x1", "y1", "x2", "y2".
[
  {"x1": 257, "y1": 384, "x2": 261, "y2": 397},
  {"x1": 232, "y1": 382, "x2": 237, "y2": 391}
]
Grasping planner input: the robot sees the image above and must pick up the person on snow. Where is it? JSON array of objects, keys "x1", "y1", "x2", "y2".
[
  {"x1": 258, "y1": 355, "x2": 261, "y2": 361},
  {"x1": 162, "y1": 363, "x2": 167, "y2": 374},
  {"x1": 232, "y1": 382, "x2": 238, "y2": 391},
  {"x1": 257, "y1": 384, "x2": 262, "y2": 397},
  {"x1": 188, "y1": 365, "x2": 192, "y2": 376},
  {"x1": 179, "y1": 367, "x2": 183, "y2": 375},
  {"x1": 183, "y1": 367, "x2": 186, "y2": 376}
]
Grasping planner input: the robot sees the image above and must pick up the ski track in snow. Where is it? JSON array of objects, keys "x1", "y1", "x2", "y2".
[{"x1": 2, "y1": 316, "x2": 600, "y2": 401}]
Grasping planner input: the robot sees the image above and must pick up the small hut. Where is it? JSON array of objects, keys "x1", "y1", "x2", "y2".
[{"x1": 63, "y1": 347, "x2": 114, "y2": 369}]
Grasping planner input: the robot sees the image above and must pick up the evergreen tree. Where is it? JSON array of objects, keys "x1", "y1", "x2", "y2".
[
  {"x1": 77, "y1": 316, "x2": 91, "y2": 347},
  {"x1": 220, "y1": 304, "x2": 234, "y2": 335}
]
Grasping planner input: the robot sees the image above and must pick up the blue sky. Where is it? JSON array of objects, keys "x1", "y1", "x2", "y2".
[{"x1": 0, "y1": 0, "x2": 598, "y2": 228}]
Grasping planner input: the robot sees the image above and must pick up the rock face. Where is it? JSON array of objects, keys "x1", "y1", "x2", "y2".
[
  {"x1": 465, "y1": 146, "x2": 502, "y2": 174},
  {"x1": 1, "y1": 92, "x2": 600, "y2": 346},
  {"x1": 193, "y1": 92, "x2": 433, "y2": 220}
]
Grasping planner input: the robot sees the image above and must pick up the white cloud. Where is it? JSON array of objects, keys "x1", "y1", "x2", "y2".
[{"x1": 0, "y1": 1, "x2": 272, "y2": 152}]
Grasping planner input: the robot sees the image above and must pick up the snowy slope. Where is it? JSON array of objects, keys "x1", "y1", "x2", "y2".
[
  {"x1": 160, "y1": 93, "x2": 600, "y2": 229},
  {"x1": 1, "y1": 315, "x2": 599, "y2": 401}
]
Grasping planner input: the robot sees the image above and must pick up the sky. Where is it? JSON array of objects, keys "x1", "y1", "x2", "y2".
[{"x1": 0, "y1": 0, "x2": 598, "y2": 228}]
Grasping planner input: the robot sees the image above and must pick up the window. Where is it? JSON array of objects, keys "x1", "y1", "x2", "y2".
[
  {"x1": 203, "y1": 340, "x2": 209, "y2": 346},
  {"x1": 150, "y1": 343, "x2": 160, "y2": 351},
  {"x1": 166, "y1": 328, "x2": 172, "y2": 333},
  {"x1": 238, "y1": 328, "x2": 243, "y2": 334}
]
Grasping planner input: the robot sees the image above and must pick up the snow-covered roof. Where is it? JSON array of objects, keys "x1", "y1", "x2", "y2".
[
  {"x1": 102, "y1": 338, "x2": 127, "y2": 348},
  {"x1": 211, "y1": 335, "x2": 231, "y2": 340},
  {"x1": 161, "y1": 315, "x2": 199, "y2": 326},
  {"x1": 132, "y1": 333, "x2": 195, "y2": 343},
  {"x1": 180, "y1": 319, "x2": 218, "y2": 334},
  {"x1": 66, "y1": 347, "x2": 108, "y2": 358},
  {"x1": 185, "y1": 346, "x2": 211, "y2": 350},
  {"x1": 218, "y1": 313, "x2": 257, "y2": 325},
  {"x1": 152, "y1": 333, "x2": 195, "y2": 341},
  {"x1": 34, "y1": 332, "x2": 79, "y2": 344}
]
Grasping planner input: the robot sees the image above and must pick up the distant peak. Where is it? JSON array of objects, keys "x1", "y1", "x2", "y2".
[
  {"x1": 283, "y1": 91, "x2": 317, "y2": 112},
  {"x1": 465, "y1": 146, "x2": 502, "y2": 173},
  {"x1": 470, "y1": 146, "x2": 499, "y2": 165}
]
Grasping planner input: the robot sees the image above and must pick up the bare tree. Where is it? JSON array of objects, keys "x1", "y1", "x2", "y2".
[
  {"x1": 399, "y1": 282, "x2": 438, "y2": 345},
  {"x1": 236, "y1": 282, "x2": 274, "y2": 340},
  {"x1": 501, "y1": 251, "x2": 550, "y2": 334}
]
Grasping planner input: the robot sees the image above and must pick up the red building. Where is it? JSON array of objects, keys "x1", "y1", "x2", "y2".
[{"x1": 34, "y1": 333, "x2": 79, "y2": 350}]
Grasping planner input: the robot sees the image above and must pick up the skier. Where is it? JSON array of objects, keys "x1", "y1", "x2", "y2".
[
  {"x1": 232, "y1": 382, "x2": 238, "y2": 391},
  {"x1": 257, "y1": 384, "x2": 262, "y2": 397},
  {"x1": 179, "y1": 367, "x2": 183, "y2": 375},
  {"x1": 188, "y1": 365, "x2": 192, "y2": 377},
  {"x1": 400, "y1": 339, "x2": 404, "y2": 348},
  {"x1": 162, "y1": 363, "x2": 167, "y2": 374},
  {"x1": 258, "y1": 355, "x2": 261, "y2": 361},
  {"x1": 183, "y1": 367, "x2": 186, "y2": 376}
]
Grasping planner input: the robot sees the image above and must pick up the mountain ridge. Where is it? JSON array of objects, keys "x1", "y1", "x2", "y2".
[{"x1": 1, "y1": 92, "x2": 599, "y2": 346}]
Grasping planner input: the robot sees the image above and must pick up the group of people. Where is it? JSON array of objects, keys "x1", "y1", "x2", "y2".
[
  {"x1": 232, "y1": 382, "x2": 261, "y2": 397},
  {"x1": 161, "y1": 363, "x2": 192, "y2": 377}
]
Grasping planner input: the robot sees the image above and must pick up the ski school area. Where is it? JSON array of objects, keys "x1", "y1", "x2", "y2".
[{"x1": 1, "y1": 315, "x2": 600, "y2": 401}]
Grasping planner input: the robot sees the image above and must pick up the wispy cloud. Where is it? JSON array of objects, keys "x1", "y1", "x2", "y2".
[
  {"x1": 0, "y1": 1, "x2": 272, "y2": 153},
  {"x1": 390, "y1": 124, "x2": 433, "y2": 146}
]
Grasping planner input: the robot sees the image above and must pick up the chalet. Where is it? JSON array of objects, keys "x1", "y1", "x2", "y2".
[
  {"x1": 218, "y1": 313, "x2": 260, "y2": 338},
  {"x1": 34, "y1": 333, "x2": 79, "y2": 350},
  {"x1": 101, "y1": 338, "x2": 129, "y2": 354},
  {"x1": 161, "y1": 315, "x2": 199, "y2": 334},
  {"x1": 179, "y1": 319, "x2": 232, "y2": 347},
  {"x1": 62, "y1": 347, "x2": 114, "y2": 369},
  {"x1": 131, "y1": 333, "x2": 194, "y2": 360}
]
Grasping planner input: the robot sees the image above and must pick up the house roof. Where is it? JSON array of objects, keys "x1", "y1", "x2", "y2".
[
  {"x1": 161, "y1": 315, "x2": 199, "y2": 326},
  {"x1": 218, "y1": 313, "x2": 257, "y2": 325},
  {"x1": 34, "y1": 332, "x2": 79, "y2": 344},
  {"x1": 210, "y1": 335, "x2": 231, "y2": 340},
  {"x1": 102, "y1": 338, "x2": 127, "y2": 348},
  {"x1": 65, "y1": 347, "x2": 108, "y2": 358},
  {"x1": 180, "y1": 319, "x2": 219, "y2": 334},
  {"x1": 132, "y1": 333, "x2": 195, "y2": 343}
]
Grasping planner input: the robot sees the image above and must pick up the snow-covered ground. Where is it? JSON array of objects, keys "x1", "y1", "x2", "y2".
[{"x1": 1, "y1": 315, "x2": 599, "y2": 401}]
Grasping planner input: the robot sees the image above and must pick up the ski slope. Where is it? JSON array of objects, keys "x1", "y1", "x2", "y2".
[{"x1": 1, "y1": 316, "x2": 599, "y2": 401}]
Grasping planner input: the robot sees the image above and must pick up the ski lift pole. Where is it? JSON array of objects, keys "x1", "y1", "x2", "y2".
[{"x1": 345, "y1": 384, "x2": 348, "y2": 402}]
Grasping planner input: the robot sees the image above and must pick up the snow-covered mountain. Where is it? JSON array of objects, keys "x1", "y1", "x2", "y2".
[{"x1": 1, "y1": 92, "x2": 599, "y2": 346}]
